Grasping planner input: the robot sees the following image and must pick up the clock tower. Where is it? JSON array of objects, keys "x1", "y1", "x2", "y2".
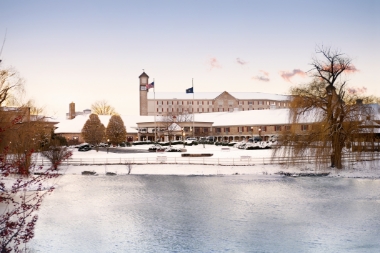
[{"x1": 139, "y1": 72, "x2": 149, "y2": 115}]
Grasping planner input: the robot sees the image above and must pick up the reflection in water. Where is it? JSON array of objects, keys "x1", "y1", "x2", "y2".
[{"x1": 30, "y1": 175, "x2": 380, "y2": 252}]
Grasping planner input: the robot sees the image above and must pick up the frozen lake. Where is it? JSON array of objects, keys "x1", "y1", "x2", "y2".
[{"x1": 30, "y1": 174, "x2": 380, "y2": 252}]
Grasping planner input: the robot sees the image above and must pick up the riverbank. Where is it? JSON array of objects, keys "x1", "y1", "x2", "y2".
[{"x1": 53, "y1": 144, "x2": 380, "y2": 179}]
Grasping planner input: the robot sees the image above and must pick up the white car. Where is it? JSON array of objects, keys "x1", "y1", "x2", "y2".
[{"x1": 185, "y1": 138, "x2": 197, "y2": 144}]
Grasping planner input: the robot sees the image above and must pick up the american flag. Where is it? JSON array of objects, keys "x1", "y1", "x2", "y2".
[{"x1": 146, "y1": 82, "x2": 154, "y2": 90}]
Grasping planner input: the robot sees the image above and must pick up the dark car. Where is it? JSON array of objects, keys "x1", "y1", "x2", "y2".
[{"x1": 78, "y1": 144, "x2": 91, "y2": 151}]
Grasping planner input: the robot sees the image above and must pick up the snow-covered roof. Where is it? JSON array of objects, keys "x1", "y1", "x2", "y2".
[
  {"x1": 54, "y1": 114, "x2": 154, "y2": 134},
  {"x1": 54, "y1": 103, "x2": 380, "y2": 134},
  {"x1": 147, "y1": 92, "x2": 290, "y2": 101}
]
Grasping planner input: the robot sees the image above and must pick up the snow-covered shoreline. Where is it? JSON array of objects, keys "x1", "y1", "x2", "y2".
[{"x1": 51, "y1": 144, "x2": 380, "y2": 179}]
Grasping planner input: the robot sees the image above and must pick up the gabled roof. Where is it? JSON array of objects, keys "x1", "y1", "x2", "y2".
[
  {"x1": 139, "y1": 72, "x2": 149, "y2": 78},
  {"x1": 214, "y1": 91, "x2": 237, "y2": 101}
]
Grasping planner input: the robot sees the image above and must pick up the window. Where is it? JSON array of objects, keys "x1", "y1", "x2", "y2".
[
  {"x1": 248, "y1": 101, "x2": 253, "y2": 105},
  {"x1": 178, "y1": 108, "x2": 182, "y2": 112},
  {"x1": 228, "y1": 100, "x2": 233, "y2": 106},
  {"x1": 301, "y1": 125, "x2": 309, "y2": 131},
  {"x1": 285, "y1": 125, "x2": 291, "y2": 131},
  {"x1": 224, "y1": 127, "x2": 230, "y2": 133},
  {"x1": 188, "y1": 101, "x2": 192, "y2": 105},
  {"x1": 260, "y1": 126, "x2": 267, "y2": 132},
  {"x1": 178, "y1": 101, "x2": 182, "y2": 105},
  {"x1": 218, "y1": 108, "x2": 224, "y2": 112},
  {"x1": 239, "y1": 101, "x2": 243, "y2": 105},
  {"x1": 168, "y1": 101, "x2": 172, "y2": 105},
  {"x1": 208, "y1": 101, "x2": 213, "y2": 105},
  {"x1": 216, "y1": 128, "x2": 222, "y2": 133},
  {"x1": 157, "y1": 101, "x2": 163, "y2": 105},
  {"x1": 271, "y1": 101, "x2": 276, "y2": 105},
  {"x1": 218, "y1": 101, "x2": 223, "y2": 106},
  {"x1": 168, "y1": 108, "x2": 172, "y2": 112},
  {"x1": 258, "y1": 101, "x2": 263, "y2": 105},
  {"x1": 275, "y1": 125, "x2": 281, "y2": 131},
  {"x1": 238, "y1": 127, "x2": 243, "y2": 132},
  {"x1": 203, "y1": 128, "x2": 209, "y2": 133}
]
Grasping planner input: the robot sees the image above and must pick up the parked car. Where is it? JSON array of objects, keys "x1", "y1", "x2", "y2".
[
  {"x1": 234, "y1": 141, "x2": 246, "y2": 149},
  {"x1": 185, "y1": 137, "x2": 197, "y2": 144},
  {"x1": 78, "y1": 144, "x2": 91, "y2": 151},
  {"x1": 206, "y1": 136, "x2": 216, "y2": 142},
  {"x1": 245, "y1": 137, "x2": 262, "y2": 149},
  {"x1": 98, "y1": 142, "x2": 108, "y2": 147},
  {"x1": 198, "y1": 137, "x2": 207, "y2": 142}
]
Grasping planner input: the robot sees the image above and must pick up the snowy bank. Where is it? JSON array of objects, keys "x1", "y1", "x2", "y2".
[{"x1": 48, "y1": 144, "x2": 380, "y2": 179}]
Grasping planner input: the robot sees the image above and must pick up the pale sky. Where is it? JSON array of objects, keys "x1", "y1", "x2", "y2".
[{"x1": 1, "y1": 0, "x2": 379, "y2": 117}]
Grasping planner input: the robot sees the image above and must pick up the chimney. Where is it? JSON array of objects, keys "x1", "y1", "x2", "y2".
[{"x1": 69, "y1": 102, "x2": 75, "y2": 119}]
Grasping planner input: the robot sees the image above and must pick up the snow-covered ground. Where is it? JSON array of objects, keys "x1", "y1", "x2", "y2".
[{"x1": 53, "y1": 144, "x2": 380, "y2": 178}]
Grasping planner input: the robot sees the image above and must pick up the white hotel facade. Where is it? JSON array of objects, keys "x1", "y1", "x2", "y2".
[{"x1": 139, "y1": 72, "x2": 291, "y2": 116}]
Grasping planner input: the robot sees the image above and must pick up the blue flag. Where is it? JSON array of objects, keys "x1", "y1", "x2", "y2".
[{"x1": 186, "y1": 87, "x2": 194, "y2": 93}]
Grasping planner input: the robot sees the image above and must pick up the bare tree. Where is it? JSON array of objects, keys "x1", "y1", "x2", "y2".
[
  {"x1": 91, "y1": 100, "x2": 116, "y2": 115},
  {"x1": 273, "y1": 46, "x2": 379, "y2": 169},
  {"x1": 81, "y1": 114, "x2": 105, "y2": 149},
  {"x1": 157, "y1": 110, "x2": 193, "y2": 145},
  {"x1": 41, "y1": 140, "x2": 72, "y2": 170},
  {"x1": 0, "y1": 67, "x2": 24, "y2": 107},
  {"x1": 106, "y1": 115, "x2": 127, "y2": 146},
  {"x1": 1, "y1": 67, "x2": 72, "y2": 252}
]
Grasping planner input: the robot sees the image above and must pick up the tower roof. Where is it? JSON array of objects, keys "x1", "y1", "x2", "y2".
[{"x1": 139, "y1": 72, "x2": 149, "y2": 78}]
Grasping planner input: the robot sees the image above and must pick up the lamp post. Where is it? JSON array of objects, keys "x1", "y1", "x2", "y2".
[
  {"x1": 107, "y1": 139, "x2": 110, "y2": 153},
  {"x1": 182, "y1": 128, "x2": 186, "y2": 148},
  {"x1": 251, "y1": 126, "x2": 254, "y2": 140},
  {"x1": 258, "y1": 128, "x2": 262, "y2": 138}
]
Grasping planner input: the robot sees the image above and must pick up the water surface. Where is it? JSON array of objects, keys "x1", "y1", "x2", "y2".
[{"x1": 30, "y1": 174, "x2": 380, "y2": 252}]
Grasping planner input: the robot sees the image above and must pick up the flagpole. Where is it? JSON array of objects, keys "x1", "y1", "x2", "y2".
[
  {"x1": 154, "y1": 78, "x2": 156, "y2": 142},
  {"x1": 192, "y1": 78, "x2": 194, "y2": 138}
]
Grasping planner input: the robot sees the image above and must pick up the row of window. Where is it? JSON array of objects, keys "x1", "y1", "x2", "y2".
[
  {"x1": 156, "y1": 108, "x2": 271, "y2": 113},
  {"x1": 156, "y1": 100, "x2": 289, "y2": 106},
  {"x1": 177, "y1": 125, "x2": 309, "y2": 134}
]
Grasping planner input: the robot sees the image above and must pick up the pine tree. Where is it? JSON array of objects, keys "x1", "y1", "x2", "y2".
[
  {"x1": 106, "y1": 115, "x2": 127, "y2": 145},
  {"x1": 81, "y1": 114, "x2": 105, "y2": 147}
]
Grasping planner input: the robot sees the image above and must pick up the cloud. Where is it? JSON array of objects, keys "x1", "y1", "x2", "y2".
[
  {"x1": 236, "y1": 58, "x2": 248, "y2": 65},
  {"x1": 322, "y1": 64, "x2": 359, "y2": 74},
  {"x1": 252, "y1": 70, "x2": 270, "y2": 82},
  {"x1": 347, "y1": 86, "x2": 367, "y2": 95},
  {"x1": 346, "y1": 65, "x2": 359, "y2": 74},
  {"x1": 208, "y1": 57, "x2": 222, "y2": 70},
  {"x1": 280, "y1": 69, "x2": 306, "y2": 82}
]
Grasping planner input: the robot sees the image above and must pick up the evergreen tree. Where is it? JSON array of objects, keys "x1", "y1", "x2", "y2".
[
  {"x1": 81, "y1": 114, "x2": 105, "y2": 147},
  {"x1": 106, "y1": 115, "x2": 127, "y2": 145}
]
